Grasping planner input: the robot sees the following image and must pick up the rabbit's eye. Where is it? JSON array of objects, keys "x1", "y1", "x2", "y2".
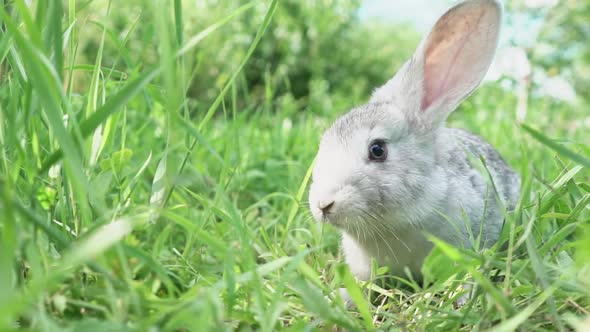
[{"x1": 368, "y1": 140, "x2": 387, "y2": 161}]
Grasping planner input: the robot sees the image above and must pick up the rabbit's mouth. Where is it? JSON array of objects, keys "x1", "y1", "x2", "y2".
[
  {"x1": 310, "y1": 198, "x2": 366, "y2": 228},
  {"x1": 310, "y1": 199, "x2": 341, "y2": 225},
  {"x1": 309, "y1": 181, "x2": 376, "y2": 228}
]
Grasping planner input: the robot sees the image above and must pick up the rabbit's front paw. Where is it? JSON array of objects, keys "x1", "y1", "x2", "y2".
[
  {"x1": 338, "y1": 288, "x2": 356, "y2": 309},
  {"x1": 453, "y1": 283, "x2": 474, "y2": 308}
]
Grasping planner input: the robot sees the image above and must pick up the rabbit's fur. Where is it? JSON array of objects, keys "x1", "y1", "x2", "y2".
[{"x1": 308, "y1": 0, "x2": 520, "y2": 290}]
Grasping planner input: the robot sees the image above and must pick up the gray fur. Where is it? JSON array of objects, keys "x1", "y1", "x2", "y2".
[{"x1": 447, "y1": 127, "x2": 521, "y2": 211}]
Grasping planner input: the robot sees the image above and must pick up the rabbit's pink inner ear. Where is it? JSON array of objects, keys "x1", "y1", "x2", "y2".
[{"x1": 420, "y1": 0, "x2": 501, "y2": 112}]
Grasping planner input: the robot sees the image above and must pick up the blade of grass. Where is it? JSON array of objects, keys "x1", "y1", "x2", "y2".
[
  {"x1": 337, "y1": 265, "x2": 375, "y2": 330},
  {"x1": 173, "y1": 0, "x2": 183, "y2": 46},
  {"x1": 121, "y1": 244, "x2": 180, "y2": 295},
  {"x1": 521, "y1": 123, "x2": 590, "y2": 168},
  {"x1": 524, "y1": 223, "x2": 565, "y2": 331},
  {"x1": 1, "y1": 211, "x2": 136, "y2": 322},
  {"x1": 40, "y1": 2, "x2": 256, "y2": 172},
  {"x1": 429, "y1": 236, "x2": 514, "y2": 314},
  {"x1": 290, "y1": 278, "x2": 360, "y2": 331},
  {"x1": 46, "y1": 0, "x2": 64, "y2": 78},
  {"x1": 281, "y1": 155, "x2": 316, "y2": 245},
  {"x1": 0, "y1": 6, "x2": 91, "y2": 222},
  {"x1": 12, "y1": 0, "x2": 42, "y2": 48},
  {"x1": 486, "y1": 286, "x2": 558, "y2": 332},
  {"x1": 163, "y1": 0, "x2": 278, "y2": 208}
]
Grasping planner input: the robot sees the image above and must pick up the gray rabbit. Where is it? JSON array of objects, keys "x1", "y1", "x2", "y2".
[{"x1": 308, "y1": 0, "x2": 520, "y2": 302}]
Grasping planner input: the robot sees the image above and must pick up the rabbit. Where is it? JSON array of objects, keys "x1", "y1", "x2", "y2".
[{"x1": 308, "y1": 0, "x2": 520, "y2": 305}]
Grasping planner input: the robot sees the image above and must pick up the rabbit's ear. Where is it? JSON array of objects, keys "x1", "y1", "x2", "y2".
[
  {"x1": 420, "y1": 0, "x2": 501, "y2": 115},
  {"x1": 371, "y1": 0, "x2": 502, "y2": 125}
]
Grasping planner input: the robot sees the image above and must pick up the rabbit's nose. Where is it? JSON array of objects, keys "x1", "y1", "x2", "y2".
[{"x1": 319, "y1": 201, "x2": 335, "y2": 215}]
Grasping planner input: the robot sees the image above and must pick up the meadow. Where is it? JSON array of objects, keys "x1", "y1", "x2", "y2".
[{"x1": 0, "y1": 0, "x2": 589, "y2": 331}]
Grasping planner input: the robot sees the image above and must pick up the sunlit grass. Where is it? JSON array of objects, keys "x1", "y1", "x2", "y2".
[{"x1": 0, "y1": 1, "x2": 588, "y2": 331}]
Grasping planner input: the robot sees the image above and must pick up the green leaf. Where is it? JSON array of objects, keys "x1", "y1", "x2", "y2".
[{"x1": 99, "y1": 148, "x2": 134, "y2": 172}]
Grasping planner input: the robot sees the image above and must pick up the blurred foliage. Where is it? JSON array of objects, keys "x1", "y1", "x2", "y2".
[
  {"x1": 506, "y1": 0, "x2": 590, "y2": 102},
  {"x1": 74, "y1": 0, "x2": 419, "y2": 114},
  {"x1": 535, "y1": 0, "x2": 590, "y2": 100}
]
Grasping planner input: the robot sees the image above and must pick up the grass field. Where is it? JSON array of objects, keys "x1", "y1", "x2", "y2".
[{"x1": 1, "y1": 1, "x2": 589, "y2": 331}]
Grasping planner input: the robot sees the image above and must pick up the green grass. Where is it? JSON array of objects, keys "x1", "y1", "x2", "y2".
[{"x1": 0, "y1": 1, "x2": 589, "y2": 331}]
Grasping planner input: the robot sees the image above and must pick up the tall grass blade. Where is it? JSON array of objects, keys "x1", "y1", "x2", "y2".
[{"x1": 521, "y1": 123, "x2": 590, "y2": 168}]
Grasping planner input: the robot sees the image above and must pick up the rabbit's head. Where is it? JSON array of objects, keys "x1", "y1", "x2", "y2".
[{"x1": 308, "y1": 0, "x2": 502, "y2": 230}]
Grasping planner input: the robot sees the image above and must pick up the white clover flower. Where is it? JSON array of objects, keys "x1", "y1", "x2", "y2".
[
  {"x1": 485, "y1": 46, "x2": 532, "y2": 82},
  {"x1": 538, "y1": 75, "x2": 577, "y2": 103},
  {"x1": 282, "y1": 118, "x2": 293, "y2": 133},
  {"x1": 49, "y1": 163, "x2": 62, "y2": 179}
]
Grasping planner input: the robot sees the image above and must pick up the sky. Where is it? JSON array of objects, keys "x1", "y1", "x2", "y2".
[{"x1": 358, "y1": 0, "x2": 451, "y2": 32}]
